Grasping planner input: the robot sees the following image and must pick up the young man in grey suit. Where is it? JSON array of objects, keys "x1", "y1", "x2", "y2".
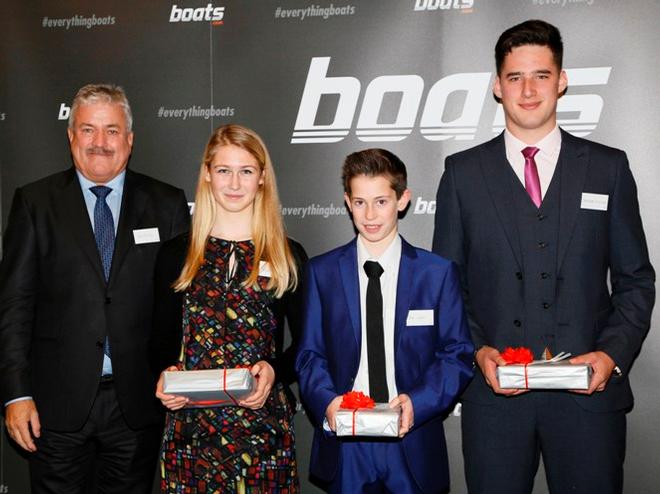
[
  {"x1": 433, "y1": 20, "x2": 655, "y2": 494},
  {"x1": 0, "y1": 84, "x2": 190, "y2": 493}
]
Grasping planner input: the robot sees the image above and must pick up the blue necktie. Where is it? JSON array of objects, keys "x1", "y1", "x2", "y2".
[{"x1": 90, "y1": 185, "x2": 115, "y2": 358}]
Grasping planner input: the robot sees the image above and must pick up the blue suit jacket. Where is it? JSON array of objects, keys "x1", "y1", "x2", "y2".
[{"x1": 296, "y1": 236, "x2": 474, "y2": 493}]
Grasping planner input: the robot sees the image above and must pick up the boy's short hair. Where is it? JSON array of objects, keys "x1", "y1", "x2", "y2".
[
  {"x1": 342, "y1": 148, "x2": 407, "y2": 199},
  {"x1": 495, "y1": 19, "x2": 563, "y2": 75}
]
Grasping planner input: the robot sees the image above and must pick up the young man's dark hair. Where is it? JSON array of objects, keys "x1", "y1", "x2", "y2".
[
  {"x1": 495, "y1": 19, "x2": 563, "y2": 74},
  {"x1": 342, "y1": 148, "x2": 407, "y2": 198}
]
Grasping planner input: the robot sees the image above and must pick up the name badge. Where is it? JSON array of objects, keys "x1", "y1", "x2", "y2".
[
  {"x1": 258, "y1": 261, "x2": 271, "y2": 278},
  {"x1": 406, "y1": 309, "x2": 434, "y2": 326},
  {"x1": 581, "y1": 193, "x2": 608, "y2": 211},
  {"x1": 133, "y1": 227, "x2": 160, "y2": 244}
]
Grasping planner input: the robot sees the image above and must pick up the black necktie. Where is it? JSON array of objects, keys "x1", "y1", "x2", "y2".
[{"x1": 363, "y1": 260, "x2": 388, "y2": 403}]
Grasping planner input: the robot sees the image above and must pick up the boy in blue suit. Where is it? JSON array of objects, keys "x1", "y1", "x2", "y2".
[{"x1": 296, "y1": 148, "x2": 474, "y2": 493}]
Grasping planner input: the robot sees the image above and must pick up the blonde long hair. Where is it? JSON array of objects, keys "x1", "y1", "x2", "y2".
[{"x1": 174, "y1": 124, "x2": 298, "y2": 297}]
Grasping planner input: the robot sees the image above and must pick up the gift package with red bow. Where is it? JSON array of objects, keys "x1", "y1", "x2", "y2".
[
  {"x1": 162, "y1": 368, "x2": 254, "y2": 408},
  {"x1": 496, "y1": 347, "x2": 592, "y2": 390},
  {"x1": 335, "y1": 391, "x2": 401, "y2": 437}
]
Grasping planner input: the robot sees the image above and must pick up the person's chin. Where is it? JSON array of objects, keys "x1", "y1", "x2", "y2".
[
  {"x1": 219, "y1": 201, "x2": 249, "y2": 213},
  {"x1": 359, "y1": 230, "x2": 384, "y2": 244}
]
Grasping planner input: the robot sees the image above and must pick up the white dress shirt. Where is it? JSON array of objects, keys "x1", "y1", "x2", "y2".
[
  {"x1": 505, "y1": 125, "x2": 562, "y2": 200},
  {"x1": 353, "y1": 234, "x2": 401, "y2": 402}
]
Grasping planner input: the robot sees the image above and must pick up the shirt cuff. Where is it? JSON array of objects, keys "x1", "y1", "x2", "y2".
[{"x1": 5, "y1": 396, "x2": 32, "y2": 407}]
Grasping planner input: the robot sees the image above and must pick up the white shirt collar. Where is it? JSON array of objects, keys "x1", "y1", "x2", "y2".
[
  {"x1": 504, "y1": 125, "x2": 561, "y2": 158},
  {"x1": 357, "y1": 234, "x2": 402, "y2": 275},
  {"x1": 76, "y1": 169, "x2": 126, "y2": 192}
]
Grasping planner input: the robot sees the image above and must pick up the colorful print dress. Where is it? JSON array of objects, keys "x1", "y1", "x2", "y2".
[{"x1": 161, "y1": 237, "x2": 298, "y2": 493}]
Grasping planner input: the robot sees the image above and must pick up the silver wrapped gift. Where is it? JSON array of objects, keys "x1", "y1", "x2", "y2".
[
  {"x1": 162, "y1": 368, "x2": 254, "y2": 408},
  {"x1": 497, "y1": 361, "x2": 592, "y2": 390},
  {"x1": 335, "y1": 404, "x2": 401, "y2": 437}
]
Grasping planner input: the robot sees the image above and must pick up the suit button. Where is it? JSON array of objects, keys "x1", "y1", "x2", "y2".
[
  {"x1": 105, "y1": 297, "x2": 112, "y2": 304},
  {"x1": 96, "y1": 341, "x2": 104, "y2": 348},
  {"x1": 513, "y1": 320, "x2": 521, "y2": 327},
  {"x1": 515, "y1": 272, "x2": 523, "y2": 280},
  {"x1": 537, "y1": 213, "x2": 546, "y2": 221},
  {"x1": 538, "y1": 241, "x2": 547, "y2": 249},
  {"x1": 542, "y1": 302, "x2": 551, "y2": 309},
  {"x1": 541, "y1": 272, "x2": 549, "y2": 279}
]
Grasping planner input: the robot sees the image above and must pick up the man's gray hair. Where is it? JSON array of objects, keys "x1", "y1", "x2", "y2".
[{"x1": 68, "y1": 83, "x2": 133, "y2": 131}]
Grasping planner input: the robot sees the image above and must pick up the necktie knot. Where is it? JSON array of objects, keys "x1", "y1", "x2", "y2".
[
  {"x1": 90, "y1": 185, "x2": 112, "y2": 200},
  {"x1": 363, "y1": 260, "x2": 384, "y2": 279},
  {"x1": 522, "y1": 146, "x2": 540, "y2": 161}
]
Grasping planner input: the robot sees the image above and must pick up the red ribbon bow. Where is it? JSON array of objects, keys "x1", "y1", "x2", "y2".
[
  {"x1": 500, "y1": 347, "x2": 534, "y2": 389},
  {"x1": 340, "y1": 391, "x2": 375, "y2": 436},
  {"x1": 340, "y1": 391, "x2": 375, "y2": 410},
  {"x1": 500, "y1": 346, "x2": 534, "y2": 365}
]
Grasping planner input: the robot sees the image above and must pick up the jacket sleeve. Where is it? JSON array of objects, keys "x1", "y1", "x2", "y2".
[
  {"x1": 149, "y1": 235, "x2": 187, "y2": 376},
  {"x1": 274, "y1": 239, "x2": 308, "y2": 385},
  {"x1": 295, "y1": 261, "x2": 339, "y2": 426},
  {"x1": 596, "y1": 153, "x2": 655, "y2": 373},
  {"x1": 0, "y1": 188, "x2": 38, "y2": 403},
  {"x1": 433, "y1": 157, "x2": 488, "y2": 349}
]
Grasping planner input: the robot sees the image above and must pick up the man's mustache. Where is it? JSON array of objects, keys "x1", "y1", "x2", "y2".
[{"x1": 86, "y1": 146, "x2": 114, "y2": 156}]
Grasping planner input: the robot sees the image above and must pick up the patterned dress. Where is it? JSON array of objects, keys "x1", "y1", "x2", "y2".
[{"x1": 161, "y1": 237, "x2": 299, "y2": 493}]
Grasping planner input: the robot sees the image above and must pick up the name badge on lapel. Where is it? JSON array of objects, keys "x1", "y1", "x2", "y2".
[
  {"x1": 580, "y1": 193, "x2": 608, "y2": 211},
  {"x1": 133, "y1": 227, "x2": 160, "y2": 244},
  {"x1": 406, "y1": 309, "x2": 434, "y2": 326},
  {"x1": 258, "y1": 261, "x2": 272, "y2": 278}
]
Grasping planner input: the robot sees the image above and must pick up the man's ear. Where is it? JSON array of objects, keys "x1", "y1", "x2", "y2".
[
  {"x1": 558, "y1": 69, "x2": 568, "y2": 96},
  {"x1": 398, "y1": 189, "x2": 411, "y2": 212},
  {"x1": 493, "y1": 76, "x2": 503, "y2": 101}
]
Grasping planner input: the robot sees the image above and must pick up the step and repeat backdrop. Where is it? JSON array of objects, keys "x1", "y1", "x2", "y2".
[{"x1": 1, "y1": 1, "x2": 659, "y2": 492}]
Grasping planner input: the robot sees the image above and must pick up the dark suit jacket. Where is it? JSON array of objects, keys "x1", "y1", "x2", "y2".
[
  {"x1": 0, "y1": 168, "x2": 189, "y2": 430},
  {"x1": 150, "y1": 233, "x2": 308, "y2": 393},
  {"x1": 433, "y1": 130, "x2": 655, "y2": 412},
  {"x1": 295, "y1": 237, "x2": 474, "y2": 494}
]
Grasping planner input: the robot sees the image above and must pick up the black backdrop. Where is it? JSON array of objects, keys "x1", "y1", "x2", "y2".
[{"x1": 1, "y1": 1, "x2": 659, "y2": 492}]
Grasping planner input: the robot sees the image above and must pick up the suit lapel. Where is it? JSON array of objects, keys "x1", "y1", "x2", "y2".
[
  {"x1": 556, "y1": 130, "x2": 589, "y2": 272},
  {"x1": 108, "y1": 170, "x2": 147, "y2": 285},
  {"x1": 394, "y1": 238, "x2": 415, "y2": 355},
  {"x1": 479, "y1": 134, "x2": 523, "y2": 269},
  {"x1": 58, "y1": 168, "x2": 106, "y2": 284},
  {"x1": 338, "y1": 239, "x2": 361, "y2": 347}
]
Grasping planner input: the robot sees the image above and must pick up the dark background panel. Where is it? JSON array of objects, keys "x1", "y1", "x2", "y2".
[{"x1": 1, "y1": 1, "x2": 658, "y2": 492}]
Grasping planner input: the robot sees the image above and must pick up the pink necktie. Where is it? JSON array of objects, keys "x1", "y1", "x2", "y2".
[{"x1": 522, "y1": 146, "x2": 542, "y2": 208}]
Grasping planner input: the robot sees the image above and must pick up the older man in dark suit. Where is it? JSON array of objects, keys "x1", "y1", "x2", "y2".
[
  {"x1": 0, "y1": 84, "x2": 189, "y2": 493},
  {"x1": 433, "y1": 20, "x2": 655, "y2": 494}
]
